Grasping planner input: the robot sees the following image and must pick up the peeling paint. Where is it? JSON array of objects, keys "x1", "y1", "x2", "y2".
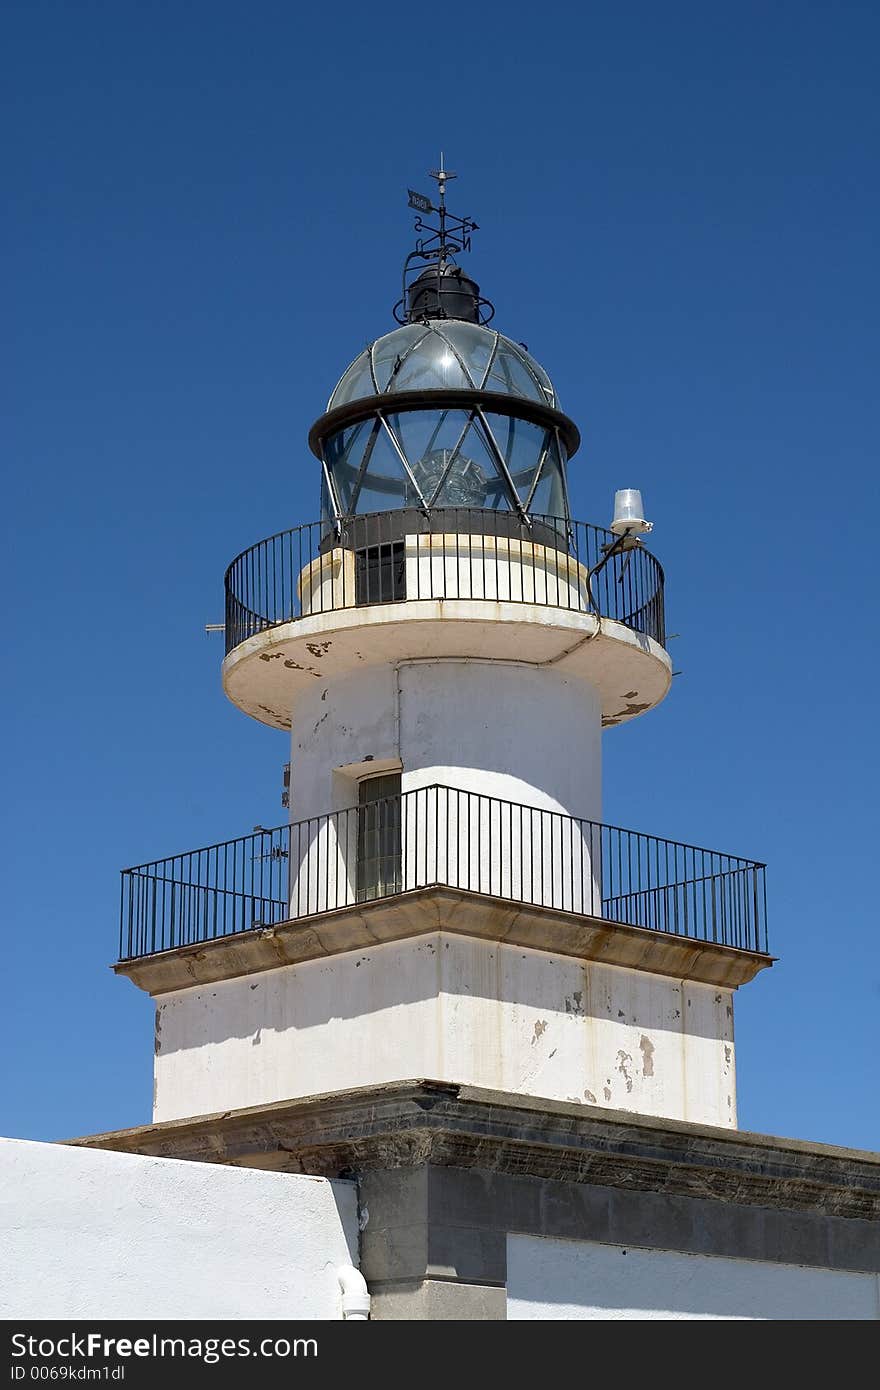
[
  {"x1": 616, "y1": 1050, "x2": 634, "y2": 1093},
  {"x1": 609, "y1": 700, "x2": 651, "y2": 720},
  {"x1": 532, "y1": 1019, "x2": 548, "y2": 1044},
  {"x1": 639, "y1": 1035, "x2": 655, "y2": 1077},
  {"x1": 584, "y1": 1089, "x2": 597, "y2": 1103}
]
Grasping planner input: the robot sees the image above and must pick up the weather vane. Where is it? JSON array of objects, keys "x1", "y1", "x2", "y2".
[
  {"x1": 395, "y1": 157, "x2": 490, "y2": 323},
  {"x1": 405, "y1": 154, "x2": 478, "y2": 267}
]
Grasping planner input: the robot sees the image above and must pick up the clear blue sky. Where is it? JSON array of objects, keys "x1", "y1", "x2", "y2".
[{"x1": 3, "y1": 1, "x2": 878, "y2": 1150}]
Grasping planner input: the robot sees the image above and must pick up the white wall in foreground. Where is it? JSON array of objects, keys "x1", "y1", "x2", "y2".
[
  {"x1": 507, "y1": 1234, "x2": 879, "y2": 1320},
  {"x1": 0, "y1": 1138, "x2": 358, "y2": 1321}
]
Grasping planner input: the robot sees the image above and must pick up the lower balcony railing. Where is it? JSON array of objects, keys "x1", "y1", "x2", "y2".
[{"x1": 119, "y1": 785, "x2": 768, "y2": 962}]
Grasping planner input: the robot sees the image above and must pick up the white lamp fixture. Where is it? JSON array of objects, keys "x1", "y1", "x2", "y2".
[{"x1": 610, "y1": 488, "x2": 653, "y2": 536}]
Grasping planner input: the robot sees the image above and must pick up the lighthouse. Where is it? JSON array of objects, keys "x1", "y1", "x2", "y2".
[
  {"x1": 51, "y1": 174, "x2": 880, "y2": 1327},
  {"x1": 117, "y1": 169, "x2": 770, "y2": 1138}
]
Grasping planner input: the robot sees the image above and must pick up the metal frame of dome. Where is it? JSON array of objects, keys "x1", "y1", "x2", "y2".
[
  {"x1": 311, "y1": 385, "x2": 577, "y2": 528},
  {"x1": 324, "y1": 321, "x2": 561, "y2": 413}
]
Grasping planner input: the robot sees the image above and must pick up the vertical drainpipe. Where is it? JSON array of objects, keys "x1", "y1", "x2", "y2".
[{"x1": 338, "y1": 1266, "x2": 371, "y2": 1320}]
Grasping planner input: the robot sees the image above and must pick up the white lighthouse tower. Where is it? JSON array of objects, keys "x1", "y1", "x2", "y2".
[{"x1": 118, "y1": 170, "x2": 770, "y2": 1136}]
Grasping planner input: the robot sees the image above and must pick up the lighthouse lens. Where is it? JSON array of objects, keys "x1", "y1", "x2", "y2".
[{"x1": 323, "y1": 405, "x2": 566, "y2": 522}]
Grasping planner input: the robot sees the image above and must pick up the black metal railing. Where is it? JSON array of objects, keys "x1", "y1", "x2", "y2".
[
  {"x1": 224, "y1": 508, "x2": 665, "y2": 654},
  {"x1": 119, "y1": 785, "x2": 767, "y2": 961}
]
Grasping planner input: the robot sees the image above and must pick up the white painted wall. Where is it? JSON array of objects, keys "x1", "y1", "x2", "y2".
[
  {"x1": 287, "y1": 659, "x2": 603, "y2": 917},
  {"x1": 298, "y1": 535, "x2": 589, "y2": 617},
  {"x1": 292, "y1": 664, "x2": 400, "y2": 818},
  {"x1": 0, "y1": 1138, "x2": 358, "y2": 1320},
  {"x1": 290, "y1": 658, "x2": 602, "y2": 823},
  {"x1": 396, "y1": 660, "x2": 602, "y2": 817},
  {"x1": 152, "y1": 935, "x2": 735, "y2": 1128},
  {"x1": 506, "y1": 1234, "x2": 880, "y2": 1320}
]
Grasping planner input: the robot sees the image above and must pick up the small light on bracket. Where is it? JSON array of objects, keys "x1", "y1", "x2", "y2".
[{"x1": 610, "y1": 488, "x2": 653, "y2": 536}]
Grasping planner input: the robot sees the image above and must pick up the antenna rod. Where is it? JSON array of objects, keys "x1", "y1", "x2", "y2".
[{"x1": 430, "y1": 153, "x2": 456, "y2": 265}]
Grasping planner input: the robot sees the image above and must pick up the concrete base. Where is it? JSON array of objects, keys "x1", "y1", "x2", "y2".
[{"x1": 370, "y1": 1280, "x2": 506, "y2": 1321}]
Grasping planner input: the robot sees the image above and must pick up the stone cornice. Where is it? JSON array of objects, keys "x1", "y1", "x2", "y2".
[
  {"x1": 68, "y1": 1081, "x2": 880, "y2": 1222},
  {"x1": 115, "y1": 886, "x2": 772, "y2": 995}
]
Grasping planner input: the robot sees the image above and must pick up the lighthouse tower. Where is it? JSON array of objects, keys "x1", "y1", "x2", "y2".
[{"x1": 118, "y1": 171, "x2": 770, "y2": 1141}]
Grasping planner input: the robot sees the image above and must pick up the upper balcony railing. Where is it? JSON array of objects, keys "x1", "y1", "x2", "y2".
[
  {"x1": 119, "y1": 784, "x2": 767, "y2": 963},
  {"x1": 224, "y1": 508, "x2": 665, "y2": 655}
]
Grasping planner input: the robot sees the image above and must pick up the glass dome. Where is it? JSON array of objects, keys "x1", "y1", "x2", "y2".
[
  {"x1": 328, "y1": 321, "x2": 559, "y2": 412},
  {"x1": 314, "y1": 319, "x2": 574, "y2": 527}
]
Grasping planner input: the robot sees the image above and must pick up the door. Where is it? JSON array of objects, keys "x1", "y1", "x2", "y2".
[{"x1": 356, "y1": 772, "x2": 402, "y2": 902}]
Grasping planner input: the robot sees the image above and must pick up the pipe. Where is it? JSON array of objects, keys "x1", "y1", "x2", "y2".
[{"x1": 338, "y1": 1265, "x2": 371, "y2": 1321}]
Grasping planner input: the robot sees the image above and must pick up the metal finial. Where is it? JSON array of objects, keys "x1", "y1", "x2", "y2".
[{"x1": 430, "y1": 153, "x2": 457, "y2": 217}]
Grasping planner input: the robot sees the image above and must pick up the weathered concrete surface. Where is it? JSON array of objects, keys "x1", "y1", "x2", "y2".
[
  {"x1": 145, "y1": 935, "x2": 739, "y2": 1128},
  {"x1": 116, "y1": 886, "x2": 772, "y2": 995},
  {"x1": 370, "y1": 1279, "x2": 506, "y2": 1321},
  {"x1": 69, "y1": 1080, "x2": 880, "y2": 1226}
]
